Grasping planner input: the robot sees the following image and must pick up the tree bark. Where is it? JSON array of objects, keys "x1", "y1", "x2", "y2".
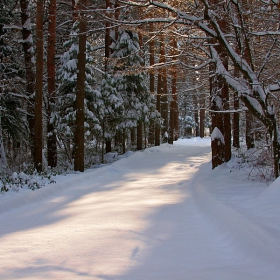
[
  {"x1": 199, "y1": 100, "x2": 205, "y2": 138},
  {"x1": 193, "y1": 94, "x2": 199, "y2": 137},
  {"x1": 105, "y1": 0, "x2": 111, "y2": 73},
  {"x1": 222, "y1": 81, "x2": 231, "y2": 162},
  {"x1": 137, "y1": 121, "x2": 143, "y2": 150},
  {"x1": 245, "y1": 112, "x2": 255, "y2": 149},
  {"x1": 233, "y1": 90, "x2": 240, "y2": 148},
  {"x1": 168, "y1": 38, "x2": 178, "y2": 144},
  {"x1": 209, "y1": 1, "x2": 231, "y2": 168},
  {"x1": 131, "y1": 128, "x2": 135, "y2": 146},
  {"x1": 210, "y1": 64, "x2": 225, "y2": 169},
  {"x1": 34, "y1": 0, "x2": 44, "y2": 172},
  {"x1": 47, "y1": 0, "x2": 57, "y2": 168},
  {"x1": 155, "y1": 74, "x2": 162, "y2": 146},
  {"x1": 104, "y1": 0, "x2": 112, "y2": 154},
  {"x1": 160, "y1": 37, "x2": 168, "y2": 143},
  {"x1": 122, "y1": 129, "x2": 126, "y2": 154},
  {"x1": 148, "y1": 23, "x2": 155, "y2": 145},
  {"x1": 0, "y1": 117, "x2": 7, "y2": 170}
]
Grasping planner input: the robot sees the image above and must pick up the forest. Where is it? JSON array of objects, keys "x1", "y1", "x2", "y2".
[{"x1": 0, "y1": 0, "x2": 280, "y2": 191}]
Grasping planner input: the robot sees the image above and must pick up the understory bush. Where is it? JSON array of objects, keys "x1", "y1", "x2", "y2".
[{"x1": 228, "y1": 139, "x2": 274, "y2": 182}]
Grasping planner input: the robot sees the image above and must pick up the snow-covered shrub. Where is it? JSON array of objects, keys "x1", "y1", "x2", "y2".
[
  {"x1": 229, "y1": 141, "x2": 274, "y2": 182},
  {"x1": 0, "y1": 169, "x2": 57, "y2": 193}
]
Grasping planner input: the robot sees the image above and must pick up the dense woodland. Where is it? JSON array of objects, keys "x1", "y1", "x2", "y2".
[{"x1": 0, "y1": 0, "x2": 279, "y2": 191}]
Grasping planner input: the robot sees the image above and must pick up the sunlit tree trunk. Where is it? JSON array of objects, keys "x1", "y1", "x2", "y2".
[
  {"x1": 34, "y1": 0, "x2": 44, "y2": 172},
  {"x1": 47, "y1": 0, "x2": 57, "y2": 168}
]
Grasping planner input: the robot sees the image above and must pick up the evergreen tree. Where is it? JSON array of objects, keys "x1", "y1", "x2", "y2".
[
  {"x1": 100, "y1": 73, "x2": 123, "y2": 141},
  {"x1": 52, "y1": 22, "x2": 101, "y2": 160},
  {"x1": 111, "y1": 28, "x2": 159, "y2": 151},
  {"x1": 0, "y1": 0, "x2": 28, "y2": 168},
  {"x1": 179, "y1": 94, "x2": 196, "y2": 138}
]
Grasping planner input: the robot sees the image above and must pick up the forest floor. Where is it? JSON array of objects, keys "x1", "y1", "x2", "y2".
[{"x1": 0, "y1": 138, "x2": 280, "y2": 279}]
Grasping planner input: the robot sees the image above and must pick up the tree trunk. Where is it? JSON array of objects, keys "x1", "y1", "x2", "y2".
[
  {"x1": 131, "y1": 128, "x2": 135, "y2": 146},
  {"x1": 272, "y1": 116, "x2": 279, "y2": 178},
  {"x1": 34, "y1": 0, "x2": 44, "y2": 172},
  {"x1": 174, "y1": 93, "x2": 179, "y2": 140},
  {"x1": 246, "y1": 111, "x2": 255, "y2": 149},
  {"x1": 20, "y1": 0, "x2": 35, "y2": 162},
  {"x1": 137, "y1": 121, "x2": 143, "y2": 150},
  {"x1": 169, "y1": 99, "x2": 175, "y2": 144},
  {"x1": 104, "y1": 0, "x2": 112, "y2": 154},
  {"x1": 211, "y1": 100, "x2": 225, "y2": 168},
  {"x1": 223, "y1": 88, "x2": 231, "y2": 162},
  {"x1": 74, "y1": 3, "x2": 87, "y2": 172},
  {"x1": 199, "y1": 106, "x2": 205, "y2": 138},
  {"x1": 159, "y1": 37, "x2": 168, "y2": 142},
  {"x1": 210, "y1": 61, "x2": 226, "y2": 168},
  {"x1": 155, "y1": 38, "x2": 164, "y2": 147},
  {"x1": 0, "y1": 117, "x2": 7, "y2": 170},
  {"x1": 122, "y1": 129, "x2": 126, "y2": 154},
  {"x1": 168, "y1": 38, "x2": 178, "y2": 144},
  {"x1": 47, "y1": 0, "x2": 57, "y2": 168},
  {"x1": 105, "y1": 139, "x2": 112, "y2": 153},
  {"x1": 233, "y1": 90, "x2": 240, "y2": 148},
  {"x1": 209, "y1": 3, "x2": 231, "y2": 168},
  {"x1": 193, "y1": 94, "x2": 199, "y2": 137},
  {"x1": 148, "y1": 23, "x2": 155, "y2": 145},
  {"x1": 115, "y1": 131, "x2": 121, "y2": 147},
  {"x1": 105, "y1": 0, "x2": 111, "y2": 73},
  {"x1": 155, "y1": 75, "x2": 161, "y2": 146},
  {"x1": 72, "y1": 0, "x2": 78, "y2": 21}
]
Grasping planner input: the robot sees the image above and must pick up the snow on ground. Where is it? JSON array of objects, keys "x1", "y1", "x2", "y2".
[{"x1": 1, "y1": 138, "x2": 280, "y2": 279}]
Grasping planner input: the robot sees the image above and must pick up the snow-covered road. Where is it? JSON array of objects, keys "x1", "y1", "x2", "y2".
[{"x1": 1, "y1": 138, "x2": 280, "y2": 279}]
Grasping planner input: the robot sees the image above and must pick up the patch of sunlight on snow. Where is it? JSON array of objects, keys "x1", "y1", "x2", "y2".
[{"x1": 0, "y1": 145, "x2": 203, "y2": 280}]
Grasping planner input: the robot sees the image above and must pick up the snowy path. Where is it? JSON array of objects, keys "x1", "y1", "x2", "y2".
[{"x1": 1, "y1": 139, "x2": 280, "y2": 279}]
